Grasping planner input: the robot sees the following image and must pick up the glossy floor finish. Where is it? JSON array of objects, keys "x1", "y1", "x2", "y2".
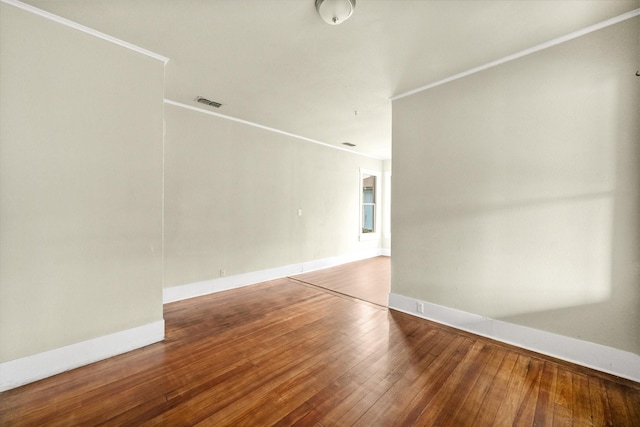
[
  {"x1": 1, "y1": 276, "x2": 639, "y2": 425},
  {"x1": 291, "y1": 256, "x2": 390, "y2": 306}
]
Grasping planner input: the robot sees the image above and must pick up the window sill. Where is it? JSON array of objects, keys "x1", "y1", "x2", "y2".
[{"x1": 359, "y1": 233, "x2": 380, "y2": 242}]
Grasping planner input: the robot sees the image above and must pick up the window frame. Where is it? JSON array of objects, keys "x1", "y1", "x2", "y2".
[{"x1": 359, "y1": 168, "x2": 381, "y2": 241}]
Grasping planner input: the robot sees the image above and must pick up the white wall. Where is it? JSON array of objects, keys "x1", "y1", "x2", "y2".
[
  {"x1": 391, "y1": 17, "x2": 639, "y2": 354},
  {"x1": 0, "y1": 2, "x2": 165, "y2": 368},
  {"x1": 163, "y1": 103, "x2": 384, "y2": 289}
]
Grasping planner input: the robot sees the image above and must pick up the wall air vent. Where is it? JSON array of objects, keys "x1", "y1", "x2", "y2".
[
  {"x1": 342, "y1": 142, "x2": 356, "y2": 147},
  {"x1": 195, "y1": 96, "x2": 222, "y2": 108}
]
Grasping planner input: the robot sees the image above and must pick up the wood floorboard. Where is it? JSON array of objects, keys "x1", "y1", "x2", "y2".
[
  {"x1": 291, "y1": 256, "x2": 390, "y2": 306},
  {"x1": 1, "y1": 260, "x2": 639, "y2": 426},
  {"x1": 534, "y1": 362, "x2": 559, "y2": 427},
  {"x1": 296, "y1": 322, "x2": 432, "y2": 425},
  {"x1": 471, "y1": 349, "x2": 520, "y2": 425},
  {"x1": 446, "y1": 345, "x2": 508, "y2": 427}
]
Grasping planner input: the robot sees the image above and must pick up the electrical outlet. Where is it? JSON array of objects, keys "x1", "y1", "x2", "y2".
[
  {"x1": 220, "y1": 269, "x2": 226, "y2": 277},
  {"x1": 416, "y1": 302, "x2": 424, "y2": 314}
]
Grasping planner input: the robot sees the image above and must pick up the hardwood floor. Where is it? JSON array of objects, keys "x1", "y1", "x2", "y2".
[
  {"x1": 1, "y1": 269, "x2": 639, "y2": 426},
  {"x1": 291, "y1": 256, "x2": 390, "y2": 306}
]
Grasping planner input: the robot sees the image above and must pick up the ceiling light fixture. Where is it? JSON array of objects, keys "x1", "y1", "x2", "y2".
[{"x1": 315, "y1": 0, "x2": 356, "y2": 25}]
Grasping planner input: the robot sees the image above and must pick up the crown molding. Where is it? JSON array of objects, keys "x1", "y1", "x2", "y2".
[
  {"x1": 1, "y1": 0, "x2": 169, "y2": 64},
  {"x1": 164, "y1": 99, "x2": 387, "y2": 161},
  {"x1": 391, "y1": 8, "x2": 640, "y2": 101}
]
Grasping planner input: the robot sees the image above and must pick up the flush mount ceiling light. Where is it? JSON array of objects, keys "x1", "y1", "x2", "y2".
[{"x1": 315, "y1": 0, "x2": 356, "y2": 25}]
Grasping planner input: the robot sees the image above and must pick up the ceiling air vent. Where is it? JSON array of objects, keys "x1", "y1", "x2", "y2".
[
  {"x1": 195, "y1": 96, "x2": 222, "y2": 108},
  {"x1": 342, "y1": 142, "x2": 356, "y2": 147}
]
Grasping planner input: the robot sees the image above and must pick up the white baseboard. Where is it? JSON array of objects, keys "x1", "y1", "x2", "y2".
[
  {"x1": 164, "y1": 249, "x2": 385, "y2": 304},
  {"x1": 0, "y1": 320, "x2": 164, "y2": 392},
  {"x1": 388, "y1": 293, "x2": 640, "y2": 383}
]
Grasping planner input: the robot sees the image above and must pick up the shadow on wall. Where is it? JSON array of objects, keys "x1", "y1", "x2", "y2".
[
  {"x1": 413, "y1": 190, "x2": 614, "y2": 318},
  {"x1": 395, "y1": 72, "x2": 624, "y2": 320}
]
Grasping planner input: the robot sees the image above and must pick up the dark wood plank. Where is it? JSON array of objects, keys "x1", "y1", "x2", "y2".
[
  {"x1": 624, "y1": 385, "x2": 640, "y2": 425},
  {"x1": 533, "y1": 362, "x2": 558, "y2": 427},
  {"x1": 588, "y1": 376, "x2": 613, "y2": 427},
  {"x1": 605, "y1": 383, "x2": 634, "y2": 427},
  {"x1": 554, "y1": 365, "x2": 575, "y2": 426},
  {"x1": 409, "y1": 340, "x2": 487, "y2": 424},
  {"x1": 492, "y1": 354, "x2": 539, "y2": 426},
  {"x1": 572, "y1": 372, "x2": 594, "y2": 427},
  {"x1": 512, "y1": 357, "x2": 545, "y2": 426},
  {"x1": 443, "y1": 345, "x2": 508, "y2": 427},
  {"x1": 472, "y1": 349, "x2": 520, "y2": 425}
]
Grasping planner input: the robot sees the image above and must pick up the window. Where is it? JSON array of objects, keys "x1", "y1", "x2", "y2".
[
  {"x1": 360, "y1": 169, "x2": 380, "y2": 240},
  {"x1": 362, "y1": 175, "x2": 376, "y2": 233}
]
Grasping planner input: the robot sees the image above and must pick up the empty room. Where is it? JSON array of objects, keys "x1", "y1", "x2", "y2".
[{"x1": 1, "y1": 0, "x2": 639, "y2": 425}]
